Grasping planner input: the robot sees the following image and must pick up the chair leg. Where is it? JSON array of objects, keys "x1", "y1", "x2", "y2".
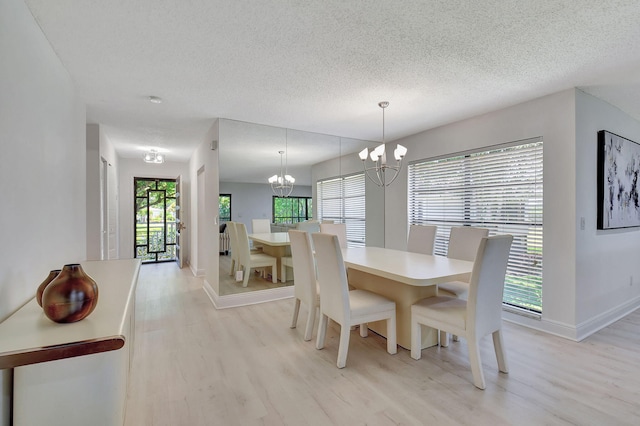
[
  {"x1": 271, "y1": 265, "x2": 277, "y2": 283},
  {"x1": 411, "y1": 316, "x2": 421, "y2": 360},
  {"x1": 242, "y1": 267, "x2": 250, "y2": 287},
  {"x1": 229, "y1": 258, "x2": 235, "y2": 276},
  {"x1": 440, "y1": 330, "x2": 449, "y2": 347},
  {"x1": 359, "y1": 324, "x2": 368, "y2": 337},
  {"x1": 386, "y1": 315, "x2": 397, "y2": 355},
  {"x1": 303, "y1": 304, "x2": 316, "y2": 341},
  {"x1": 316, "y1": 314, "x2": 328, "y2": 350},
  {"x1": 336, "y1": 324, "x2": 351, "y2": 368},
  {"x1": 290, "y1": 298, "x2": 301, "y2": 329},
  {"x1": 467, "y1": 336, "x2": 486, "y2": 390},
  {"x1": 492, "y1": 329, "x2": 509, "y2": 373}
]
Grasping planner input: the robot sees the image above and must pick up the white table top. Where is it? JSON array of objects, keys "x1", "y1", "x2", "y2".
[
  {"x1": 342, "y1": 247, "x2": 473, "y2": 287},
  {"x1": 0, "y1": 259, "x2": 141, "y2": 369},
  {"x1": 248, "y1": 232, "x2": 291, "y2": 246}
]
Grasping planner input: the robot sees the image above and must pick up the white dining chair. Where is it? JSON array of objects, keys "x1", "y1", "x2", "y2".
[
  {"x1": 407, "y1": 224, "x2": 437, "y2": 255},
  {"x1": 251, "y1": 218, "x2": 271, "y2": 233},
  {"x1": 319, "y1": 223, "x2": 347, "y2": 248},
  {"x1": 438, "y1": 226, "x2": 490, "y2": 299},
  {"x1": 312, "y1": 232, "x2": 397, "y2": 368},
  {"x1": 410, "y1": 234, "x2": 513, "y2": 389},
  {"x1": 280, "y1": 221, "x2": 321, "y2": 282},
  {"x1": 235, "y1": 222, "x2": 278, "y2": 287},
  {"x1": 288, "y1": 230, "x2": 320, "y2": 341}
]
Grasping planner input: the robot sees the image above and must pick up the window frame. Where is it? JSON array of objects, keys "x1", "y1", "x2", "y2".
[
  {"x1": 271, "y1": 196, "x2": 312, "y2": 224},
  {"x1": 316, "y1": 172, "x2": 366, "y2": 247}
]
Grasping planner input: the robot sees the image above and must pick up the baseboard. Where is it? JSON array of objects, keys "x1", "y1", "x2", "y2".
[
  {"x1": 189, "y1": 263, "x2": 204, "y2": 277},
  {"x1": 503, "y1": 311, "x2": 578, "y2": 341},
  {"x1": 575, "y1": 295, "x2": 640, "y2": 341},
  {"x1": 203, "y1": 279, "x2": 293, "y2": 309}
]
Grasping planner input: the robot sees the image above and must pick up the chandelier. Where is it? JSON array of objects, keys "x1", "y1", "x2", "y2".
[
  {"x1": 358, "y1": 101, "x2": 407, "y2": 187},
  {"x1": 268, "y1": 130, "x2": 295, "y2": 197},
  {"x1": 143, "y1": 149, "x2": 164, "y2": 164}
]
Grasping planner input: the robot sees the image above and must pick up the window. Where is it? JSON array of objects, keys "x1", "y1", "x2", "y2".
[
  {"x1": 219, "y1": 194, "x2": 231, "y2": 223},
  {"x1": 317, "y1": 173, "x2": 366, "y2": 247},
  {"x1": 408, "y1": 139, "x2": 543, "y2": 314},
  {"x1": 272, "y1": 196, "x2": 312, "y2": 224}
]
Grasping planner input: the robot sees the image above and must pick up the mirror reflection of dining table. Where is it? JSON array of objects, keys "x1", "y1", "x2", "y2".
[
  {"x1": 248, "y1": 232, "x2": 474, "y2": 350},
  {"x1": 248, "y1": 232, "x2": 291, "y2": 282}
]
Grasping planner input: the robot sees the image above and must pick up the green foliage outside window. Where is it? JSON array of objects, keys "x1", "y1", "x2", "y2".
[{"x1": 273, "y1": 196, "x2": 312, "y2": 224}]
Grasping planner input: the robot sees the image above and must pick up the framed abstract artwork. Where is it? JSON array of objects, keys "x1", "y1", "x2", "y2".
[{"x1": 597, "y1": 130, "x2": 640, "y2": 229}]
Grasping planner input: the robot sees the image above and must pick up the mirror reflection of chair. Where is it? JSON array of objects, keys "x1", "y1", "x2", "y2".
[
  {"x1": 288, "y1": 230, "x2": 320, "y2": 341},
  {"x1": 410, "y1": 235, "x2": 513, "y2": 389},
  {"x1": 235, "y1": 222, "x2": 278, "y2": 287},
  {"x1": 312, "y1": 232, "x2": 397, "y2": 368},
  {"x1": 407, "y1": 224, "x2": 437, "y2": 255},
  {"x1": 251, "y1": 218, "x2": 271, "y2": 251},
  {"x1": 227, "y1": 222, "x2": 239, "y2": 276},
  {"x1": 319, "y1": 223, "x2": 347, "y2": 249}
]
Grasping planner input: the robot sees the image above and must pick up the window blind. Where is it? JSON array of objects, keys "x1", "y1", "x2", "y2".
[
  {"x1": 408, "y1": 139, "x2": 543, "y2": 314},
  {"x1": 317, "y1": 173, "x2": 366, "y2": 247}
]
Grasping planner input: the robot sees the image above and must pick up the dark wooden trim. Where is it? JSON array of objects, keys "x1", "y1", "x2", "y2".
[{"x1": 0, "y1": 336, "x2": 124, "y2": 369}]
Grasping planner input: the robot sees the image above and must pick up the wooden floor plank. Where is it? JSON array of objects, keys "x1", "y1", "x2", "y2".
[{"x1": 125, "y1": 262, "x2": 640, "y2": 425}]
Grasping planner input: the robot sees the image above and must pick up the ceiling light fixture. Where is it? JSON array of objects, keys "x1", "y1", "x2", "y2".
[
  {"x1": 358, "y1": 101, "x2": 407, "y2": 187},
  {"x1": 148, "y1": 96, "x2": 163, "y2": 104},
  {"x1": 143, "y1": 149, "x2": 164, "y2": 164},
  {"x1": 268, "y1": 129, "x2": 295, "y2": 197}
]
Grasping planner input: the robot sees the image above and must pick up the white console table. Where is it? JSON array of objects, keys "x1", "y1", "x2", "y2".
[{"x1": 0, "y1": 259, "x2": 141, "y2": 426}]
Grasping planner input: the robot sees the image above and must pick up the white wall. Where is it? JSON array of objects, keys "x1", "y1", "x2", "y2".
[
  {"x1": 219, "y1": 182, "x2": 312, "y2": 231},
  {"x1": 0, "y1": 0, "x2": 86, "y2": 423},
  {"x1": 117, "y1": 159, "x2": 190, "y2": 263},
  {"x1": 575, "y1": 90, "x2": 640, "y2": 336},
  {"x1": 189, "y1": 122, "x2": 220, "y2": 294}
]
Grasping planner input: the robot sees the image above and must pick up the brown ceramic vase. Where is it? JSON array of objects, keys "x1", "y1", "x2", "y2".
[
  {"x1": 42, "y1": 263, "x2": 99, "y2": 323},
  {"x1": 36, "y1": 269, "x2": 61, "y2": 307}
]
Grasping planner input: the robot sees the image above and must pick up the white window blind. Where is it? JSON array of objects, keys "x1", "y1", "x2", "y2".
[
  {"x1": 317, "y1": 173, "x2": 366, "y2": 247},
  {"x1": 408, "y1": 139, "x2": 543, "y2": 314}
]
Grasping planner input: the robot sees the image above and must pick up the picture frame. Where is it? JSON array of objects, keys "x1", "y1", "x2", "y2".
[{"x1": 597, "y1": 130, "x2": 640, "y2": 229}]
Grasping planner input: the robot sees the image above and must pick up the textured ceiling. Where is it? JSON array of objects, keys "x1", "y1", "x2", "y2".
[{"x1": 23, "y1": 0, "x2": 640, "y2": 184}]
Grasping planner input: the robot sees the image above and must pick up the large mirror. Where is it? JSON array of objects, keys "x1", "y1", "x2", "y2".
[{"x1": 217, "y1": 118, "x2": 381, "y2": 298}]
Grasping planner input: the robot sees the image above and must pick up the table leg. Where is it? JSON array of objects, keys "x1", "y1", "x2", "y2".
[{"x1": 347, "y1": 268, "x2": 438, "y2": 350}]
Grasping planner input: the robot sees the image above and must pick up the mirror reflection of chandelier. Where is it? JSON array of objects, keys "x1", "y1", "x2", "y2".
[
  {"x1": 268, "y1": 130, "x2": 295, "y2": 197},
  {"x1": 358, "y1": 101, "x2": 407, "y2": 187},
  {"x1": 143, "y1": 149, "x2": 164, "y2": 164}
]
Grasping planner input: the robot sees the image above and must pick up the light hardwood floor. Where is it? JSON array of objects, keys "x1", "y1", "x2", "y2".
[{"x1": 125, "y1": 262, "x2": 640, "y2": 425}]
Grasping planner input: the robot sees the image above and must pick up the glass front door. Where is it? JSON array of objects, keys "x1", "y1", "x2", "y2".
[{"x1": 134, "y1": 177, "x2": 177, "y2": 263}]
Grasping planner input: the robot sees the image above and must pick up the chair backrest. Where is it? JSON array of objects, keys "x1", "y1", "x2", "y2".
[
  {"x1": 319, "y1": 223, "x2": 347, "y2": 248},
  {"x1": 447, "y1": 226, "x2": 490, "y2": 261},
  {"x1": 467, "y1": 235, "x2": 513, "y2": 336},
  {"x1": 311, "y1": 232, "x2": 350, "y2": 324},
  {"x1": 252, "y1": 218, "x2": 271, "y2": 234},
  {"x1": 227, "y1": 221, "x2": 238, "y2": 259},
  {"x1": 296, "y1": 220, "x2": 320, "y2": 233},
  {"x1": 289, "y1": 230, "x2": 317, "y2": 305},
  {"x1": 407, "y1": 225, "x2": 437, "y2": 255},
  {"x1": 234, "y1": 222, "x2": 252, "y2": 267}
]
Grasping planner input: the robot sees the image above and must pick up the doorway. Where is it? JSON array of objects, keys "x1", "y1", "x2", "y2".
[{"x1": 134, "y1": 177, "x2": 178, "y2": 263}]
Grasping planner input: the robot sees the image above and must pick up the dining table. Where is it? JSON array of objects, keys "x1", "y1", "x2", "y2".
[
  {"x1": 248, "y1": 232, "x2": 291, "y2": 282},
  {"x1": 341, "y1": 247, "x2": 474, "y2": 350}
]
